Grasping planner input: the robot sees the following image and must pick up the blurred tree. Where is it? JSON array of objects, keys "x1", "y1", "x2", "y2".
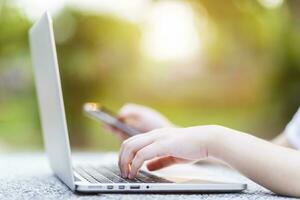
[
  {"x1": 0, "y1": 0, "x2": 30, "y2": 60},
  {"x1": 0, "y1": 1, "x2": 41, "y2": 149},
  {"x1": 271, "y1": 0, "x2": 300, "y2": 126},
  {"x1": 187, "y1": 0, "x2": 300, "y2": 136},
  {"x1": 0, "y1": 0, "x2": 299, "y2": 150}
]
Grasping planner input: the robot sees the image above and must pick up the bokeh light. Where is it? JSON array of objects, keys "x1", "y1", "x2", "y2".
[
  {"x1": 258, "y1": 0, "x2": 284, "y2": 9},
  {"x1": 141, "y1": 1, "x2": 200, "y2": 61},
  {"x1": 0, "y1": 0, "x2": 300, "y2": 151}
]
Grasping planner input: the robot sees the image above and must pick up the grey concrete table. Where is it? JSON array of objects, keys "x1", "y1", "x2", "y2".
[{"x1": 0, "y1": 152, "x2": 297, "y2": 200}]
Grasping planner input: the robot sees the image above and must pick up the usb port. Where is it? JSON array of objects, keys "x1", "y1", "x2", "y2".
[
  {"x1": 107, "y1": 185, "x2": 114, "y2": 189},
  {"x1": 118, "y1": 185, "x2": 125, "y2": 189},
  {"x1": 130, "y1": 185, "x2": 140, "y2": 189}
]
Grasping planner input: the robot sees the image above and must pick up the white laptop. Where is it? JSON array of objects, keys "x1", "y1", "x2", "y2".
[{"x1": 29, "y1": 12, "x2": 247, "y2": 193}]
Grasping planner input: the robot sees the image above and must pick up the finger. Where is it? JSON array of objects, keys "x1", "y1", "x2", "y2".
[
  {"x1": 117, "y1": 109, "x2": 143, "y2": 131},
  {"x1": 118, "y1": 112, "x2": 139, "y2": 121},
  {"x1": 118, "y1": 133, "x2": 156, "y2": 177},
  {"x1": 118, "y1": 129, "x2": 158, "y2": 175},
  {"x1": 129, "y1": 142, "x2": 167, "y2": 179},
  {"x1": 119, "y1": 134, "x2": 155, "y2": 177},
  {"x1": 118, "y1": 104, "x2": 140, "y2": 119},
  {"x1": 146, "y1": 156, "x2": 177, "y2": 171}
]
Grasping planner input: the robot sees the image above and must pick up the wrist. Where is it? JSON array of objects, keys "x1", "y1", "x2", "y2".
[
  {"x1": 187, "y1": 125, "x2": 226, "y2": 159},
  {"x1": 200, "y1": 125, "x2": 228, "y2": 159}
]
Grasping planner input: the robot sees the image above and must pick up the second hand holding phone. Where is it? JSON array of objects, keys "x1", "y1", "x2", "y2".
[{"x1": 83, "y1": 103, "x2": 140, "y2": 137}]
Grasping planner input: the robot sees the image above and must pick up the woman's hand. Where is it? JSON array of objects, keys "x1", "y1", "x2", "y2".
[
  {"x1": 104, "y1": 103, "x2": 173, "y2": 141},
  {"x1": 119, "y1": 126, "x2": 218, "y2": 178},
  {"x1": 120, "y1": 123, "x2": 300, "y2": 197}
]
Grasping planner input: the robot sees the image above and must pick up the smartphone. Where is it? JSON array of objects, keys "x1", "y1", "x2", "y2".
[{"x1": 83, "y1": 102, "x2": 140, "y2": 137}]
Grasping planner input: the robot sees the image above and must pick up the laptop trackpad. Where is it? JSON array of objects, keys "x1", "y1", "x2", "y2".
[{"x1": 165, "y1": 176, "x2": 229, "y2": 184}]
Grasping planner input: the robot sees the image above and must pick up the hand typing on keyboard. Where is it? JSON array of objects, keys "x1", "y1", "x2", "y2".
[
  {"x1": 103, "y1": 104, "x2": 191, "y2": 179},
  {"x1": 118, "y1": 127, "x2": 205, "y2": 179},
  {"x1": 75, "y1": 165, "x2": 171, "y2": 183}
]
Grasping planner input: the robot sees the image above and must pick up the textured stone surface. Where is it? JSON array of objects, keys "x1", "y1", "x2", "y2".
[{"x1": 0, "y1": 153, "x2": 297, "y2": 200}]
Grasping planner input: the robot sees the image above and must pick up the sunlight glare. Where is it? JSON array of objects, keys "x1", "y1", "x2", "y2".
[
  {"x1": 258, "y1": 0, "x2": 284, "y2": 9},
  {"x1": 141, "y1": 1, "x2": 200, "y2": 61}
]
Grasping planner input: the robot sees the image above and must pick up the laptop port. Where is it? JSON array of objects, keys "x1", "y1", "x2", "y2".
[
  {"x1": 118, "y1": 185, "x2": 125, "y2": 189},
  {"x1": 130, "y1": 185, "x2": 140, "y2": 189},
  {"x1": 107, "y1": 185, "x2": 114, "y2": 189},
  {"x1": 88, "y1": 185, "x2": 102, "y2": 189}
]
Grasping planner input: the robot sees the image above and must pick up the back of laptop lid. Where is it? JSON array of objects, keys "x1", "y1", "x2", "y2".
[{"x1": 29, "y1": 12, "x2": 75, "y2": 190}]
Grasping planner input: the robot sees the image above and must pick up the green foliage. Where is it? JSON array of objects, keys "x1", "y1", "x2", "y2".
[
  {"x1": 0, "y1": 1, "x2": 299, "y2": 151},
  {"x1": 0, "y1": 1, "x2": 30, "y2": 59}
]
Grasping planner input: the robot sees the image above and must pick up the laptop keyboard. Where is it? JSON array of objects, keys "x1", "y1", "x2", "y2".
[{"x1": 74, "y1": 165, "x2": 172, "y2": 184}]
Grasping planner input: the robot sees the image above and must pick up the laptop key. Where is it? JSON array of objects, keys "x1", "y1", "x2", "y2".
[
  {"x1": 106, "y1": 165, "x2": 171, "y2": 183},
  {"x1": 77, "y1": 164, "x2": 171, "y2": 184},
  {"x1": 104, "y1": 166, "x2": 143, "y2": 183},
  {"x1": 94, "y1": 167, "x2": 129, "y2": 183},
  {"x1": 74, "y1": 166, "x2": 99, "y2": 184},
  {"x1": 84, "y1": 166, "x2": 112, "y2": 183}
]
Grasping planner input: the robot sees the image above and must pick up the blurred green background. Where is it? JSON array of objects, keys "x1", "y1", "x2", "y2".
[{"x1": 0, "y1": 0, "x2": 299, "y2": 152}]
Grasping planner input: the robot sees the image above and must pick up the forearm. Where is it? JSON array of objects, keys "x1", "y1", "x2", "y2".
[{"x1": 209, "y1": 126, "x2": 300, "y2": 197}]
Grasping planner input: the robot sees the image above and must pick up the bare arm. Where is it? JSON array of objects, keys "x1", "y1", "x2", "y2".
[
  {"x1": 212, "y1": 127, "x2": 300, "y2": 197},
  {"x1": 119, "y1": 126, "x2": 300, "y2": 197}
]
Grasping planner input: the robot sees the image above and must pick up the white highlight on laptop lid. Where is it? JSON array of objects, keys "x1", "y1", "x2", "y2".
[{"x1": 29, "y1": 12, "x2": 75, "y2": 190}]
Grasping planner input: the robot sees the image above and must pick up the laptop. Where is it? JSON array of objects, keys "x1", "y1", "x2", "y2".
[{"x1": 29, "y1": 12, "x2": 247, "y2": 193}]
